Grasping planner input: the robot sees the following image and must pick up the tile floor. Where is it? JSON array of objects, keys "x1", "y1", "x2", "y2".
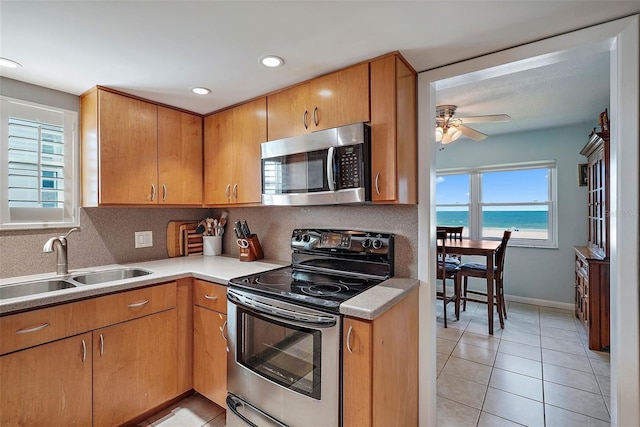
[
  {"x1": 139, "y1": 299, "x2": 611, "y2": 427},
  {"x1": 436, "y1": 298, "x2": 611, "y2": 427},
  {"x1": 136, "y1": 394, "x2": 226, "y2": 427}
]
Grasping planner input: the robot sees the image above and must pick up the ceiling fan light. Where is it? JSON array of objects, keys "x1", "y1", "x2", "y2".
[
  {"x1": 435, "y1": 126, "x2": 443, "y2": 142},
  {"x1": 449, "y1": 126, "x2": 462, "y2": 142},
  {"x1": 442, "y1": 132, "x2": 452, "y2": 145}
]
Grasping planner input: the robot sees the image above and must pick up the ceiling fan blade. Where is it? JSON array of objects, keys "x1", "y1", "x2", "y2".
[
  {"x1": 459, "y1": 124, "x2": 488, "y2": 141},
  {"x1": 459, "y1": 114, "x2": 511, "y2": 124}
]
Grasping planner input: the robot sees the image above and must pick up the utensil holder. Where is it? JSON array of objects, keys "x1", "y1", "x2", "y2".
[
  {"x1": 203, "y1": 235, "x2": 222, "y2": 256},
  {"x1": 238, "y1": 235, "x2": 264, "y2": 262}
]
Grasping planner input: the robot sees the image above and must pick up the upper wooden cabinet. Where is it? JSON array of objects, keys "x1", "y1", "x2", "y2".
[
  {"x1": 203, "y1": 98, "x2": 266, "y2": 206},
  {"x1": 81, "y1": 87, "x2": 203, "y2": 206},
  {"x1": 370, "y1": 54, "x2": 417, "y2": 204},
  {"x1": 267, "y1": 63, "x2": 370, "y2": 141}
]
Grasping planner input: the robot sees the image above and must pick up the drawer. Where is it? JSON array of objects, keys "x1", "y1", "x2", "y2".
[
  {"x1": 0, "y1": 298, "x2": 97, "y2": 355},
  {"x1": 193, "y1": 279, "x2": 227, "y2": 313},
  {"x1": 94, "y1": 282, "x2": 177, "y2": 328}
]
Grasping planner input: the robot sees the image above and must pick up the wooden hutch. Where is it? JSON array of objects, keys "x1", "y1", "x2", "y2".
[{"x1": 574, "y1": 127, "x2": 610, "y2": 351}]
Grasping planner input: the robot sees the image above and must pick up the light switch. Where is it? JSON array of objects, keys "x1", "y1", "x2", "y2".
[{"x1": 134, "y1": 231, "x2": 153, "y2": 248}]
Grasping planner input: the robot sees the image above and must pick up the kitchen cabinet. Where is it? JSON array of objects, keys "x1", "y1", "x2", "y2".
[
  {"x1": 80, "y1": 87, "x2": 203, "y2": 206},
  {"x1": 193, "y1": 280, "x2": 228, "y2": 406},
  {"x1": 93, "y1": 308, "x2": 178, "y2": 427},
  {"x1": 574, "y1": 129, "x2": 610, "y2": 351},
  {"x1": 267, "y1": 63, "x2": 369, "y2": 141},
  {"x1": 204, "y1": 98, "x2": 266, "y2": 205},
  {"x1": 342, "y1": 288, "x2": 418, "y2": 427},
  {"x1": 0, "y1": 332, "x2": 92, "y2": 426},
  {"x1": 370, "y1": 53, "x2": 417, "y2": 204}
]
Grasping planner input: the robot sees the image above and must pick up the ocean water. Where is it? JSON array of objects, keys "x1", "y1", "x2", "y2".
[{"x1": 437, "y1": 210, "x2": 548, "y2": 230}]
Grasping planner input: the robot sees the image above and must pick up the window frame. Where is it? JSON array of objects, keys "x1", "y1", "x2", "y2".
[
  {"x1": 0, "y1": 96, "x2": 79, "y2": 230},
  {"x1": 437, "y1": 161, "x2": 558, "y2": 248}
]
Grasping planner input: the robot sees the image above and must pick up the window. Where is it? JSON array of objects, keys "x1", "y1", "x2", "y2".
[
  {"x1": 436, "y1": 161, "x2": 557, "y2": 248},
  {"x1": 0, "y1": 96, "x2": 79, "y2": 230}
]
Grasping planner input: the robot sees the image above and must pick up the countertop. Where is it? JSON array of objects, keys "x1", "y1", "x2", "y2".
[{"x1": 0, "y1": 255, "x2": 419, "y2": 319}]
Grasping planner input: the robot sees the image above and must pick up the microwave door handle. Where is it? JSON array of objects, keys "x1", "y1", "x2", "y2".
[
  {"x1": 227, "y1": 394, "x2": 290, "y2": 427},
  {"x1": 327, "y1": 146, "x2": 336, "y2": 191}
]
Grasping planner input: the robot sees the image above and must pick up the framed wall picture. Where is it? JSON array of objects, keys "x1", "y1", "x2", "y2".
[{"x1": 579, "y1": 163, "x2": 588, "y2": 187}]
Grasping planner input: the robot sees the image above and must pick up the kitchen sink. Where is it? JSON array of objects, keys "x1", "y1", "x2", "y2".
[
  {"x1": 0, "y1": 279, "x2": 77, "y2": 300},
  {"x1": 71, "y1": 268, "x2": 152, "y2": 285}
]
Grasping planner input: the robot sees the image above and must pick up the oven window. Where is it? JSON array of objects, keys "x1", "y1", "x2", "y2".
[
  {"x1": 237, "y1": 307, "x2": 322, "y2": 400},
  {"x1": 262, "y1": 149, "x2": 329, "y2": 194}
]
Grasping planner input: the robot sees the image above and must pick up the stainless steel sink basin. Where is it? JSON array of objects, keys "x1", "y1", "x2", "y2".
[
  {"x1": 71, "y1": 268, "x2": 152, "y2": 285},
  {"x1": 0, "y1": 279, "x2": 77, "y2": 300}
]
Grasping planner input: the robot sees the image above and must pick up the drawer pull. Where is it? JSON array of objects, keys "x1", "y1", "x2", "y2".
[
  {"x1": 81, "y1": 339, "x2": 87, "y2": 362},
  {"x1": 204, "y1": 294, "x2": 218, "y2": 301},
  {"x1": 16, "y1": 322, "x2": 50, "y2": 334},
  {"x1": 99, "y1": 333, "x2": 104, "y2": 356},
  {"x1": 128, "y1": 300, "x2": 149, "y2": 308},
  {"x1": 346, "y1": 325, "x2": 354, "y2": 353}
]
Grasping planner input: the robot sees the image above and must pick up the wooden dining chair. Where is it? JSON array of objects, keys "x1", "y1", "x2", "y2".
[
  {"x1": 436, "y1": 230, "x2": 461, "y2": 328},
  {"x1": 436, "y1": 226, "x2": 464, "y2": 265},
  {"x1": 457, "y1": 230, "x2": 511, "y2": 328}
]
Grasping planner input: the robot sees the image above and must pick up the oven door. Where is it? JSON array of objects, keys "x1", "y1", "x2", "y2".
[{"x1": 226, "y1": 288, "x2": 341, "y2": 427}]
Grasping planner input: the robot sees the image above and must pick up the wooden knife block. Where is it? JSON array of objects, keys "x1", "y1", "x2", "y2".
[{"x1": 238, "y1": 235, "x2": 264, "y2": 262}]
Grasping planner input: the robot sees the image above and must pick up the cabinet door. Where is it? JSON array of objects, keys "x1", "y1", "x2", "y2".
[
  {"x1": 193, "y1": 305, "x2": 228, "y2": 407},
  {"x1": 98, "y1": 90, "x2": 158, "y2": 204},
  {"x1": 93, "y1": 309, "x2": 178, "y2": 427},
  {"x1": 0, "y1": 333, "x2": 92, "y2": 426},
  {"x1": 310, "y1": 63, "x2": 370, "y2": 132},
  {"x1": 232, "y1": 98, "x2": 266, "y2": 204},
  {"x1": 267, "y1": 83, "x2": 311, "y2": 141},
  {"x1": 158, "y1": 107, "x2": 203, "y2": 205},
  {"x1": 370, "y1": 55, "x2": 417, "y2": 204},
  {"x1": 204, "y1": 109, "x2": 235, "y2": 205},
  {"x1": 343, "y1": 317, "x2": 373, "y2": 427}
]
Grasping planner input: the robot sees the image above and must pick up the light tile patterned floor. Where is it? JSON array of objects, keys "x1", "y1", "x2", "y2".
[
  {"x1": 137, "y1": 394, "x2": 225, "y2": 427},
  {"x1": 436, "y1": 299, "x2": 611, "y2": 427}
]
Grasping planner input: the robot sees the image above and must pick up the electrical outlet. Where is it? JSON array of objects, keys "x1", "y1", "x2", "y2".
[{"x1": 134, "y1": 231, "x2": 153, "y2": 248}]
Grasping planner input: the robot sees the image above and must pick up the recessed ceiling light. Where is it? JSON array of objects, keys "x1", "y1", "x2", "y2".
[
  {"x1": 192, "y1": 87, "x2": 212, "y2": 95},
  {"x1": 0, "y1": 57, "x2": 22, "y2": 68},
  {"x1": 260, "y1": 55, "x2": 285, "y2": 68}
]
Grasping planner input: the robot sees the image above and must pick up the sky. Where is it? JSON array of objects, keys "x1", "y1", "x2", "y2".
[{"x1": 436, "y1": 168, "x2": 549, "y2": 206}]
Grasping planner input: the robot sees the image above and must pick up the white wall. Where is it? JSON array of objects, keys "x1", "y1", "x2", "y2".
[{"x1": 435, "y1": 123, "x2": 592, "y2": 304}]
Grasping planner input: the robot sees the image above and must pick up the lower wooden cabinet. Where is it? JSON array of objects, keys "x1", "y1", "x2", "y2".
[
  {"x1": 93, "y1": 308, "x2": 178, "y2": 427},
  {"x1": 193, "y1": 305, "x2": 228, "y2": 406},
  {"x1": 193, "y1": 280, "x2": 228, "y2": 407},
  {"x1": 574, "y1": 247, "x2": 610, "y2": 350},
  {"x1": 0, "y1": 332, "x2": 93, "y2": 426},
  {"x1": 343, "y1": 288, "x2": 418, "y2": 427}
]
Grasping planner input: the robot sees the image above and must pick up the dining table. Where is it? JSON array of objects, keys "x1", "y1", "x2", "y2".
[{"x1": 441, "y1": 238, "x2": 503, "y2": 335}]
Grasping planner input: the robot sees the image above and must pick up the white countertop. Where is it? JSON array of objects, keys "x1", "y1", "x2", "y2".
[{"x1": 0, "y1": 255, "x2": 419, "y2": 319}]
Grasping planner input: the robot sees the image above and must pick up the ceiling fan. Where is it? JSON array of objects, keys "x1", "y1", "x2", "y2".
[{"x1": 436, "y1": 104, "x2": 511, "y2": 146}]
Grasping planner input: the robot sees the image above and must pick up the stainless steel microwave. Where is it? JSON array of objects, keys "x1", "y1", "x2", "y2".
[{"x1": 261, "y1": 122, "x2": 371, "y2": 206}]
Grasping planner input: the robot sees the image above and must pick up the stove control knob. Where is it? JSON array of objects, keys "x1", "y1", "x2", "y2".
[
  {"x1": 302, "y1": 234, "x2": 311, "y2": 242},
  {"x1": 372, "y1": 239, "x2": 383, "y2": 250},
  {"x1": 294, "y1": 234, "x2": 302, "y2": 242},
  {"x1": 362, "y1": 238, "x2": 372, "y2": 248}
]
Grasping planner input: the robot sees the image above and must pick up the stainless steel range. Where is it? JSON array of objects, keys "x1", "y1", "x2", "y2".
[{"x1": 226, "y1": 229, "x2": 394, "y2": 427}]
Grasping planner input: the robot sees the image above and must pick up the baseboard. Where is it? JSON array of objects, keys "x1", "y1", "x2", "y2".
[{"x1": 504, "y1": 294, "x2": 574, "y2": 311}]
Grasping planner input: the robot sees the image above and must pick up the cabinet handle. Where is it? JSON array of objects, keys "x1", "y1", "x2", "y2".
[
  {"x1": 99, "y1": 333, "x2": 104, "y2": 356},
  {"x1": 233, "y1": 184, "x2": 238, "y2": 200},
  {"x1": 375, "y1": 172, "x2": 381, "y2": 195},
  {"x1": 303, "y1": 110, "x2": 308, "y2": 129},
  {"x1": 128, "y1": 300, "x2": 149, "y2": 308},
  {"x1": 204, "y1": 294, "x2": 218, "y2": 300},
  {"x1": 16, "y1": 322, "x2": 50, "y2": 334},
  {"x1": 221, "y1": 320, "x2": 228, "y2": 341},
  {"x1": 81, "y1": 339, "x2": 87, "y2": 362},
  {"x1": 225, "y1": 184, "x2": 231, "y2": 202},
  {"x1": 346, "y1": 325, "x2": 354, "y2": 353},
  {"x1": 162, "y1": 184, "x2": 167, "y2": 201},
  {"x1": 313, "y1": 107, "x2": 319, "y2": 126},
  {"x1": 151, "y1": 183, "x2": 156, "y2": 201}
]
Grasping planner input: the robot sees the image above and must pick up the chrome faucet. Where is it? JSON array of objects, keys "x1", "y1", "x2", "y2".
[{"x1": 43, "y1": 228, "x2": 79, "y2": 275}]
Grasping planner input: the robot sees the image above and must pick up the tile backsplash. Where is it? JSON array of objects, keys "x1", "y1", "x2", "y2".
[{"x1": 0, "y1": 205, "x2": 418, "y2": 279}]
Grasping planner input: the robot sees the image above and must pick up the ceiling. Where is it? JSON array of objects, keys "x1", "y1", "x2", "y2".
[{"x1": 1, "y1": 1, "x2": 639, "y2": 137}]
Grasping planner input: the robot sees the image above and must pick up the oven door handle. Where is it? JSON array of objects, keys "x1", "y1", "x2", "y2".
[
  {"x1": 227, "y1": 289, "x2": 337, "y2": 327},
  {"x1": 227, "y1": 393, "x2": 290, "y2": 427}
]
